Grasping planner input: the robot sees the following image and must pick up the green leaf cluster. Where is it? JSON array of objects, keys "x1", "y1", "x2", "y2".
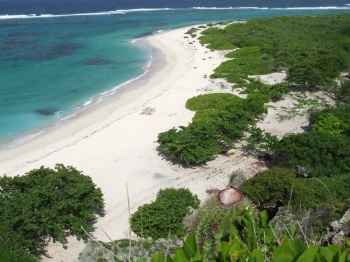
[
  {"x1": 274, "y1": 131, "x2": 350, "y2": 177},
  {"x1": 190, "y1": 196, "x2": 252, "y2": 258},
  {"x1": 240, "y1": 168, "x2": 350, "y2": 210},
  {"x1": 130, "y1": 188, "x2": 200, "y2": 240},
  {"x1": 200, "y1": 14, "x2": 350, "y2": 89},
  {"x1": 239, "y1": 168, "x2": 350, "y2": 238},
  {"x1": 312, "y1": 106, "x2": 350, "y2": 136},
  {"x1": 0, "y1": 164, "x2": 104, "y2": 255},
  {"x1": 157, "y1": 93, "x2": 267, "y2": 165},
  {"x1": 138, "y1": 207, "x2": 350, "y2": 262},
  {"x1": 0, "y1": 245, "x2": 37, "y2": 262},
  {"x1": 312, "y1": 113, "x2": 348, "y2": 136}
]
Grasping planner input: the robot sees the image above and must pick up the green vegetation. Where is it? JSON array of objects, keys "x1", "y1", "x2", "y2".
[
  {"x1": 0, "y1": 164, "x2": 104, "y2": 256},
  {"x1": 0, "y1": 246, "x2": 37, "y2": 262},
  {"x1": 134, "y1": 208, "x2": 350, "y2": 262},
  {"x1": 159, "y1": 14, "x2": 350, "y2": 165},
  {"x1": 274, "y1": 131, "x2": 350, "y2": 177},
  {"x1": 189, "y1": 196, "x2": 252, "y2": 257},
  {"x1": 311, "y1": 112, "x2": 348, "y2": 135},
  {"x1": 239, "y1": 168, "x2": 350, "y2": 237},
  {"x1": 157, "y1": 93, "x2": 267, "y2": 164},
  {"x1": 200, "y1": 14, "x2": 350, "y2": 89},
  {"x1": 130, "y1": 188, "x2": 200, "y2": 239},
  {"x1": 312, "y1": 106, "x2": 350, "y2": 136}
]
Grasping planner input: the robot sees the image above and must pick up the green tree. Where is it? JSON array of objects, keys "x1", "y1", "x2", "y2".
[{"x1": 0, "y1": 164, "x2": 104, "y2": 255}]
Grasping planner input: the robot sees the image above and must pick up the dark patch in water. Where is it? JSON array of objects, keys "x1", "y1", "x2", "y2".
[
  {"x1": 0, "y1": 21, "x2": 32, "y2": 28},
  {"x1": 132, "y1": 31, "x2": 154, "y2": 38},
  {"x1": 84, "y1": 59, "x2": 117, "y2": 65},
  {"x1": 0, "y1": 41, "x2": 84, "y2": 61},
  {"x1": 35, "y1": 109, "x2": 59, "y2": 116},
  {"x1": 26, "y1": 42, "x2": 84, "y2": 61}
]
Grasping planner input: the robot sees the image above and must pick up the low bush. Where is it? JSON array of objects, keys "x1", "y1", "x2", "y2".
[
  {"x1": 273, "y1": 131, "x2": 350, "y2": 177},
  {"x1": 0, "y1": 245, "x2": 37, "y2": 262},
  {"x1": 158, "y1": 93, "x2": 267, "y2": 165},
  {"x1": 312, "y1": 106, "x2": 350, "y2": 136},
  {"x1": 0, "y1": 164, "x2": 104, "y2": 255},
  {"x1": 239, "y1": 168, "x2": 350, "y2": 238},
  {"x1": 311, "y1": 112, "x2": 348, "y2": 136},
  {"x1": 239, "y1": 168, "x2": 310, "y2": 210},
  {"x1": 130, "y1": 188, "x2": 200, "y2": 240}
]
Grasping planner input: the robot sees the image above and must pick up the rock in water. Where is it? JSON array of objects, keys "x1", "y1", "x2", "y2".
[
  {"x1": 218, "y1": 188, "x2": 243, "y2": 206},
  {"x1": 34, "y1": 108, "x2": 59, "y2": 116}
]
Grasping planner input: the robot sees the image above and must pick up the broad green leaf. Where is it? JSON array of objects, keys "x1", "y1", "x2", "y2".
[
  {"x1": 221, "y1": 241, "x2": 230, "y2": 260},
  {"x1": 271, "y1": 254, "x2": 294, "y2": 262},
  {"x1": 325, "y1": 245, "x2": 341, "y2": 254},
  {"x1": 259, "y1": 210, "x2": 268, "y2": 226},
  {"x1": 251, "y1": 249, "x2": 264, "y2": 262},
  {"x1": 265, "y1": 229, "x2": 275, "y2": 245},
  {"x1": 190, "y1": 251, "x2": 202, "y2": 262},
  {"x1": 318, "y1": 246, "x2": 333, "y2": 262},
  {"x1": 173, "y1": 250, "x2": 189, "y2": 262},
  {"x1": 183, "y1": 235, "x2": 198, "y2": 258},
  {"x1": 289, "y1": 239, "x2": 307, "y2": 258},
  {"x1": 248, "y1": 234, "x2": 258, "y2": 250},
  {"x1": 296, "y1": 246, "x2": 319, "y2": 262},
  {"x1": 287, "y1": 225, "x2": 298, "y2": 239},
  {"x1": 152, "y1": 253, "x2": 166, "y2": 262},
  {"x1": 274, "y1": 245, "x2": 295, "y2": 258},
  {"x1": 166, "y1": 255, "x2": 173, "y2": 262}
]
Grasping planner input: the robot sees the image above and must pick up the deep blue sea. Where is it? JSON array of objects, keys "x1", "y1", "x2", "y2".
[{"x1": 1, "y1": 0, "x2": 350, "y2": 151}]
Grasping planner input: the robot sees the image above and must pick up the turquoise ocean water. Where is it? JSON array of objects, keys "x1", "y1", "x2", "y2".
[{"x1": 1, "y1": 1, "x2": 350, "y2": 151}]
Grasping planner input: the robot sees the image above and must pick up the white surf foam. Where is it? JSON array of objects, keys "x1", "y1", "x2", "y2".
[{"x1": 1, "y1": 6, "x2": 349, "y2": 20}]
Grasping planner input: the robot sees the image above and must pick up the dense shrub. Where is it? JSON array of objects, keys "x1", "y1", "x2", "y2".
[
  {"x1": 312, "y1": 106, "x2": 350, "y2": 136},
  {"x1": 157, "y1": 123, "x2": 224, "y2": 165},
  {"x1": 0, "y1": 245, "x2": 37, "y2": 262},
  {"x1": 239, "y1": 168, "x2": 310, "y2": 209},
  {"x1": 0, "y1": 164, "x2": 104, "y2": 255},
  {"x1": 130, "y1": 188, "x2": 200, "y2": 240},
  {"x1": 311, "y1": 112, "x2": 348, "y2": 136},
  {"x1": 240, "y1": 167, "x2": 350, "y2": 238},
  {"x1": 200, "y1": 14, "x2": 350, "y2": 89},
  {"x1": 158, "y1": 93, "x2": 267, "y2": 165},
  {"x1": 273, "y1": 131, "x2": 350, "y2": 177}
]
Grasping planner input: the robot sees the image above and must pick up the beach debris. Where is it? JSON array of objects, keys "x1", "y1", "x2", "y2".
[
  {"x1": 141, "y1": 107, "x2": 155, "y2": 115},
  {"x1": 218, "y1": 187, "x2": 243, "y2": 207},
  {"x1": 295, "y1": 165, "x2": 309, "y2": 177}
]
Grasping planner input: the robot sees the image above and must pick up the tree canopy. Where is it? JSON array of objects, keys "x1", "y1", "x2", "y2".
[{"x1": 0, "y1": 164, "x2": 104, "y2": 256}]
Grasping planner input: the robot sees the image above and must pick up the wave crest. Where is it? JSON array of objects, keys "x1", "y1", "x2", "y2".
[{"x1": 1, "y1": 6, "x2": 350, "y2": 19}]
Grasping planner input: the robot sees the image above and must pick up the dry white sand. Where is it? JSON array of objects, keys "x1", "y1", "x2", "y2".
[{"x1": 0, "y1": 25, "x2": 310, "y2": 261}]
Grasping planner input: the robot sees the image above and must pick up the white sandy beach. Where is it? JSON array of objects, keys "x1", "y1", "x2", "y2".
[{"x1": 0, "y1": 25, "x2": 309, "y2": 261}]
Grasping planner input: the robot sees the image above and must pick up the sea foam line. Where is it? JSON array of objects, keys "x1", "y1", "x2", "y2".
[
  {"x1": 0, "y1": 11, "x2": 125, "y2": 19},
  {"x1": 1, "y1": 6, "x2": 350, "y2": 20},
  {"x1": 0, "y1": 44, "x2": 156, "y2": 152}
]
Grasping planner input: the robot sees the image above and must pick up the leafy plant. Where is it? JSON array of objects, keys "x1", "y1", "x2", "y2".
[
  {"x1": 158, "y1": 93, "x2": 268, "y2": 165},
  {"x1": 312, "y1": 113, "x2": 348, "y2": 136},
  {"x1": 0, "y1": 164, "x2": 104, "y2": 255},
  {"x1": 0, "y1": 245, "x2": 37, "y2": 262},
  {"x1": 273, "y1": 131, "x2": 350, "y2": 177},
  {"x1": 138, "y1": 207, "x2": 350, "y2": 262},
  {"x1": 130, "y1": 188, "x2": 200, "y2": 240}
]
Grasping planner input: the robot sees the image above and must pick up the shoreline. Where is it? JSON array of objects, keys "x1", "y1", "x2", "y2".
[
  {"x1": 0, "y1": 23, "x2": 312, "y2": 262},
  {"x1": 0, "y1": 24, "x2": 231, "y2": 261},
  {"x1": 0, "y1": 37, "x2": 171, "y2": 161}
]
